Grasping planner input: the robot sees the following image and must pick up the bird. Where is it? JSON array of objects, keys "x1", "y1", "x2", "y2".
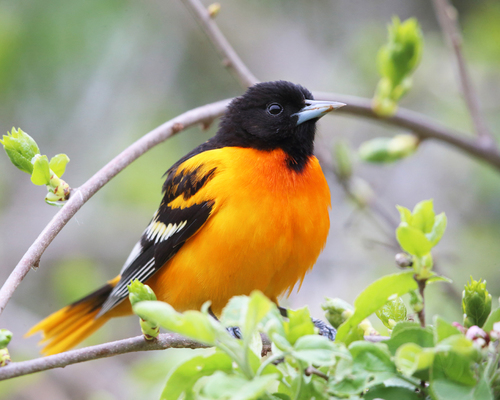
[{"x1": 27, "y1": 80, "x2": 345, "y2": 355}]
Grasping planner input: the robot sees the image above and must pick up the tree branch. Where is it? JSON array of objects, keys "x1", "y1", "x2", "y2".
[
  {"x1": 431, "y1": 0, "x2": 494, "y2": 147},
  {"x1": 0, "y1": 333, "x2": 271, "y2": 381},
  {"x1": 181, "y1": 0, "x2": 258, "y2": 87},
  {"x1": 0, "y1": 99, "x2": 230, "y2": 317},
  {"x1": 315, "y1": 91, "x2": 500, "y2": 171}
]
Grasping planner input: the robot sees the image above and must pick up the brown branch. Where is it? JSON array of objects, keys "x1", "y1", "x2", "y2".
[
  {"x1": 431, "y1": 0, "x2": 494, "y2": 147},
  {"x1": 314, "y1": 91, "x2": 500, "y2": 171},
  {"x1": 0, "y1": 99, "x2": 230, "y2": 316},
  {"x1": 304, "y1": 366, "x2": 328, "y2": 381},
  {"x1": 0, "y1": 333, "x2": 271, "y2": 381},
  {"x1": 181, "y1": 0, "x2": 258, "y2": 87},
  {"x1": 416, "y1": 278, "x2": 427, "y2": 328}
]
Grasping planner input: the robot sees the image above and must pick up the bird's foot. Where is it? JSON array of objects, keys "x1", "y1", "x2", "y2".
[
  {"x1": 226, "y1": 326, "x2": 243, "y2": 339},
  {"x1": 312, "y1": 318, "x2": 336, "y2": 341}
]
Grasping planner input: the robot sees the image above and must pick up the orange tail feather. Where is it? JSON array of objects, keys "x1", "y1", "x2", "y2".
[{"x1": 26, "y1": 278, "x2": 121, "y2": 355}]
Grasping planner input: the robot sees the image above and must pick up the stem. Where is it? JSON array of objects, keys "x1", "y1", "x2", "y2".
[
  {"x1": 0, "y1": 333, "x2": 207, "y2": 381},
  {"x1": 292, "y1": 361, "x2": 304, "y2": 400},
  {"x1": 181, "y1": 0, "x2": 258, "y2": 87},
  {"x1": 431, "y1": 0, "x2": 494, "y2": 146},
  {"x1": 304, "y1": 366, "x2": 328, "y2": 381},
  {"x1": 416, "y1": 277, "x2": 427, "y2": 328}
]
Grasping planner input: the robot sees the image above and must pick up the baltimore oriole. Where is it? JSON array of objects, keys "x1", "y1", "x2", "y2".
[{"x1": 27, "y1": 81, "x2": 345, "y2": 355}]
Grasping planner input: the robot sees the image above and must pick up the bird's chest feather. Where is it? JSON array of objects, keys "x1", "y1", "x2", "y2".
[{"x1": 152, "y1": 147, "x2": 331, "y2": 311}]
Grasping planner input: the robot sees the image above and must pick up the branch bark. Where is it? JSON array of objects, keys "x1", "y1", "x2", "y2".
[
  {"x1": 0, "y1": 99, "x2": 230, "y2": 317},
  {"x1": 431, "y1": 0, "x2": 494, "y2": 147},
  {"x1": 181, "y1": 0, "x2": 258, "y2": 87},
  {"x1": 316, "y1": 91, "x2": 500, "y2": 171},
  {"x1": 0, "y1": 333, "x2": 271, "y2": 381}
]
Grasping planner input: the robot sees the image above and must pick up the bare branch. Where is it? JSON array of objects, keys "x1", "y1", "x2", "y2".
[
  {"x1": 431, "y1": 0, "x2": 494, "y2": 147},
  {"x1": 0, "y1": 333, "x2": 271, "y2": 381},
  {"x1": 0, "y1": 99, "x2": 230, "y2": 316},
  {"x1": 315, "y1": 91, "x2": 500, "y2": 171},
  {"x1": 181, "y1": 0, "x2": 258, "y2": 87}
]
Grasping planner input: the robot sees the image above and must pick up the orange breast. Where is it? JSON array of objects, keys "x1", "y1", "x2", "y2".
[{"x1": 147, "y1": 147, "x2": 331, "y2": 314}]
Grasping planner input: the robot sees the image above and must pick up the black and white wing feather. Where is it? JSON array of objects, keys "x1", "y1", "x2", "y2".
[{"x1": 97, "y1": 161, "x2": 217, "y2": 317}]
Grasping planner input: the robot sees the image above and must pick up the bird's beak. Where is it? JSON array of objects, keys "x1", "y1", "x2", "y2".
[{"x1": 293, "y1": 100, "x2": 346, "y2": 126}]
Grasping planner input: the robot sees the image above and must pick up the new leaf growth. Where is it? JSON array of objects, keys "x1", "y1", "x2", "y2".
[
  {"x1": 1, "y1": 128, "x2": 71, "y2": 205},
  {"x1": 463, "y1": 277, "x2": 492, "y2": 329},
  {"x1": 396, "y1": 199, "x2": 447, "y2": 279},
  {"x1": 373, "y1": 17, "x2": 423, "y2": 116}
]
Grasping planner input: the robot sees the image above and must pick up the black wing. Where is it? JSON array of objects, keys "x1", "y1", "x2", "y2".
[{"x1": 97, "y1": 162, "x2": 217, "y2": 317}]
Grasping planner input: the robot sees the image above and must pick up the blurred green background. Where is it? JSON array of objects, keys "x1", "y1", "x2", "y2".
[{"x1": 1, "y1": 0, "x2": 499, "y2": 398}]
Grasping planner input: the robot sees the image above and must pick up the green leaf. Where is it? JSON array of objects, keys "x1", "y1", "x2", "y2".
[
  {"x1": 358, "y1": 137, "x2": 394, "y2": 163},
  {"x1": 373, "y1": 17, "x2": 423, "y2": 116},
  {"x1": 396, "y1": 205, "x2": 412, "y2": 225},
  {"x1": 1, "y1": 128, "x2": 40, "y2": 174},
  {"x1": 244, "y1": 291, "x2": 273, "y2": 339},
  {"x1": 161, "y1": 352, "x2": 233, "y2": 400},
  {"x1": 429, "y1": 352, "x2": 478, "y2": 400},
  {"x1": 336, "y1": 271, "x2": 418, "y2": 344},
  {"x1": 376, "y1": 296, "x2": 407, "y2": 329},
  {"x1": 291, "y1": 335, "x2": 340, "y2": 366},
  {"x1": 385, "y1": 322, "x2": 434, "y2": 355},
  {"x1": 395, "y1": 342, "x2": 434, "y2": 376},
  {"x1": 322, "y1": 297, "x2": 354, "y2": 329},
  {"x1": 127, "y1": 279, "x2": 157, "y2": 306},
  {"x1": 133, "y1": 301, "x2": 218, "y2": 345},
  {"x1": 364, "y1": 386, "x2": 421, "y2": 400},
  {"x1": 220, "y1": 295, "x2": 248, "y2": 328},
  {"x1": 349, "y1": 341, "x2": 396, "y2": 379},
  {"x1": 433, "y1": 316, "x2": 461, "y2": 344},
  {"x1": 0, "y1": 329, "x2": 13, "y2": 348},
  {"x1": 462, "y1": 277, "x2": 492, "y2": 328},
  {"x1": 411, "y1": 199, "x2": 435, "y2": 233},
  {"x1": 427, "y1": 212, "x2": 447, "y2": 246},
  {"x1": 49, "y1": 153, "x2": 70, "y2": 178},
  {"x1": 333, "y1": 140, "x2": 353, "y2": 179},
  {"x1": 396, "y1": 223, "x2": 433, "y2": 256},
  {"x1": 427, "y1": 274, "x2": 452, "y2": 284},
  {"x1": 201, "y1": 372, "x2": 277, "y2": 400},
  {"x1": 284, "y1": 307, "x2": 315, "y2": 345},
  {"x1": 483, "y1": 307, "x2": 500, "y2": 332},
  {"x1": 31, "y1": 154, "x2": 51, "y2": 186},
  {"x1": 435, "y1": 335, "x2": 478, "y2": 360},
  {"x1": 473, "y1": 374, "x2": 494, "y2": 400},
  {"x1": 432, "y1": 351, "x2": 476, "y2": 387}
]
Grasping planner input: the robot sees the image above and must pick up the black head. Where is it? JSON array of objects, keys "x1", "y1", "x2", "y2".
[{"x1": 215, "y1": 81, "x2": 344, "y2": 172}]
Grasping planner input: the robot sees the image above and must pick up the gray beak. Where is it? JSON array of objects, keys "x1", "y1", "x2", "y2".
[{"x1": 293, "y1": 100, "x2": 346, "y2": 126}]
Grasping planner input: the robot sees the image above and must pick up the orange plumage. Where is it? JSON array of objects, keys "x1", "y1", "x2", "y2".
[{"x1": 27, "y1": 81, "x2": 343, "y2": 355}]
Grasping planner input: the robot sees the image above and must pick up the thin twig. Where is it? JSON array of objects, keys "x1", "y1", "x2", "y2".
[
  {"x1": 315, "y1": 91, "x2": 500, "y2": 171},
  {"x1": 181, "y1": 0, "x2": 258, "y2": 87},
  {"x1": 431, "y1": 0, "x2": 494, "y2": 147},
  {"x1": 416, "y1": 278, "x2": 427, "y2": 328},
  {"x1": 0, "y1": 332, "x2": 271, "y2": 381},
  {"x1": 0, "y1": 99, "x2": 230, "y2": 317},
  {"x1": 304, "y1": 366, "x2": 329, "y2": 381},
  {"x1": 0, "y1": 333, "x2": 205, "y2": 381}
]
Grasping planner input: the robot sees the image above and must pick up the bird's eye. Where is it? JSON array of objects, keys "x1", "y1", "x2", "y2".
[{"x1": 267, "y1": 103, "x2": 283, "y2": 116}]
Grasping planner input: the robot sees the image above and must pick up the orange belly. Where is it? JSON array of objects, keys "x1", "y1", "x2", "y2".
[{"x1": 146, "y1": 147, "x2": 331, "y2": 314}]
